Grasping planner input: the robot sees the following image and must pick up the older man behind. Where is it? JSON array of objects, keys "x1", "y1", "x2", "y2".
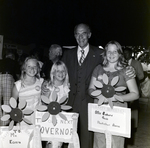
[{"x1": 42, "y1": 44, "x2": 62, "y2": 80}]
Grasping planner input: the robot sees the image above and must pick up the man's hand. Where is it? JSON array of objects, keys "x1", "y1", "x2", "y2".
[
  {"x1": 41, "y1": 80, "x2": 50, "y2": 96},
  {"x1": 126, "y1": 66, "x2": 136, "y2": 78}
]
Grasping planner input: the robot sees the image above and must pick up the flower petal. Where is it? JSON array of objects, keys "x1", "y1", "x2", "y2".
[
  {"x1": 50, "y1": 91, "x2": 57, "y2": 102},
  {"x1": 36, "y1": 105, "x2": 47, "y2": 111},
  {"x1": 52, "y1": 115, "x2": 57, "y2": 126},
  {"x1": 18, "y1": 100, "x2": 27, "y2": 110},
  {"x1": 108, "y1": 99, "x2": 113, "y2": 109},
  {"x1": 41, "y1": 95, "x2": 50, "y2": 104},
  {"x1": 97, "y1": 95, "x2": 105, "y2": 106},
  {"x1": 111, "y1": 76, "x2": 119, "y2": 86},
  {"x1": 103, "y1": 73, "x2": 109, "y2": 85},
  {"x1": 1, "y1": 105, "x2": 11, "y2": 113},
  {"x1": 42, "y1": 112, "x2": 50, "y2": 122},
  {"x1": 23, "y1": 118, "x2": 32, "y2": 125},
  {"x1": 115, "y1": 86, "x2": 126, "y2": 92},
  {"x1": 93, "y1": 80, "x2": 103, "y2": 88},
  {"x1": 91, "y1": 90, "x2": 101, "y2": 97},
  {"x1": 61, "y1": 105, "x2": 72, "y2": 110},
  {"x1": 58, "y1": 96, "x2": 67, "y2": 104},
  {"x1": 59, "y1": 112, "x2": 67, "y2": 121},
  {"x1": 1, "y1": 114, "x2": 10, "y2": 121},
  {"x1": 114, "y1": 95, "x2": 124, "y2": 102},
  {"x1": 10, "y1": 97, "x2": 17, "y2": 108},
  {"x1": 23, "y1": 109, "x2": 34, "y2": 115},
  {"x1": 9, "y1": 120, "x2": 14, "y2": 130}
]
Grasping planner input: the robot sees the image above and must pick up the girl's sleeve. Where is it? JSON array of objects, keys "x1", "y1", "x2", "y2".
[
  {"x1": 40, "y1": 78, "x2": 44, "y2": 84},
  {"x1": 14, "y1": 80, "x2": 22, "y2": 92},
  {"x1": 92, "y1": 64, "x2": 102, "y2": 78}
]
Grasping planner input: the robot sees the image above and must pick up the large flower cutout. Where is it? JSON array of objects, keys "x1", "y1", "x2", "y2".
[
  {"x1": 1, "y1": 97, "x2": 34, "y2": 130},
  {"x1": 90, "y1": 73, "x2": 126, "y2": 108},
  {"x1": 36, "y1": 90, "x2": 72, "y2": 126}
]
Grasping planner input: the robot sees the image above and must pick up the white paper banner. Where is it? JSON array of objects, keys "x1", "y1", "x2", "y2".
[
  {"x1": 0, "y1": 125, "x2": 42, "y2": 148},
  {"x1": 35, "y1": 111, "x2": 79, "y2": 142},
  {"x1": 88, "y1": 103, "x2": 131, "y2": 138}
]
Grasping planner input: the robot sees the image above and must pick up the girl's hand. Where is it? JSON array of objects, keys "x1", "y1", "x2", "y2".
[{"x1": 103, "y1": 97, "x2": 117, "y2": 103}]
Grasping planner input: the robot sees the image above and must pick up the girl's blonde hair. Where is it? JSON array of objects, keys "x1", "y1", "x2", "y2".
[
  {"x1": 49, "y1": 61, "x2": 70, "y2": 88},
  {"x1": 21, "y1": 57, "x2": 41, "y2": 80},
  {"x1": 102, "y1": 40, "x2": 127, "y2": 69}
]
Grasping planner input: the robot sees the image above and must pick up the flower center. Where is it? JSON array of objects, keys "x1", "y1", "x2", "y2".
[
  {"x1": 10, "y1": 108, "x2": 23, "y2": 122},
  {"x1": 48, "y1": 102, "x2": 61, "y2": 115},
  {"x1": 102, "y1": 84, "x2": 115, "y2": 98}
]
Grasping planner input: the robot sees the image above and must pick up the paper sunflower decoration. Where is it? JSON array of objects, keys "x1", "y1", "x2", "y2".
[
  {"x1": 36, "y1": 91, "x2": 72, "y2": 126},
  {"x1": 91, "y1": 73, "x2": 126, "y2": 108},
  {"x1": 1, "y1": 97, "x2": 34, "y2": 130}
]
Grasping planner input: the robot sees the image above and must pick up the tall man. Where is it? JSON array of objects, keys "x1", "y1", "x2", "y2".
[{"x1": 62, "y1": 23, "x2": 104, "y2": 148}]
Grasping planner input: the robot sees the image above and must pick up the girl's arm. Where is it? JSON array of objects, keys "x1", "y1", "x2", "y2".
[
  {"x1": 119, "y1": 78, "x2": 139, "y2": 102},
  {"x1": 12, "y1": 85, "x2": 19, "y2": 100}
]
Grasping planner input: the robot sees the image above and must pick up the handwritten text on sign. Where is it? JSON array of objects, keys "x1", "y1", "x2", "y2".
[
  {"x1": 0, "y1": 126, "x2": 33, "y2": 148},
  {"x1": 35, "y1": 111, "x2": 78, "y2": 142},
  {"x1": 88, "y1": 103, "x2": 131, "y2": 138}
]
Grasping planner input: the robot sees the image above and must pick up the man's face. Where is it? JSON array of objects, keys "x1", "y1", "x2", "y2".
[
  {"x1": 49, "y1": 48, "x2": 62, "y2": 61},
  {"x1": 124, "y1": 50, "x2": 132, "y2": 60},
  {"x1": 74, "y1": 25, "x2": 91, "y2": 49}
]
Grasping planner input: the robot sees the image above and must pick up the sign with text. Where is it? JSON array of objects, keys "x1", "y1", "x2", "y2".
[
  {"x1": 88, "y1": 103, "x2": 131, "y2": 138},
  {"x1": 35, "y1": 111, "x2": 79, "y2": 142},
  {"x1": 0, "y1": 125, "x2": 41, "y2": 148}
]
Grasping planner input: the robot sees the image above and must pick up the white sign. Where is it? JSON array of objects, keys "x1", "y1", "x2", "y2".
[
  {"x1": 35, "y1": 111, "x2": 79, "y2": 143},
  {"x1": 0, "y1": 125, "x2": 41, "y2": 148},
  {"x1": 88, "y1": 103, "x2": 131, "y2": 138},
  {"x1": 0, "y1": 35, "x2": 3, "y2": 59}
]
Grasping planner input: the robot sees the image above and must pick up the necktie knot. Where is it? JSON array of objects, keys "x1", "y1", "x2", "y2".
[{"x1": 81, "y1": 49, "x2": 84, "y2": 54}]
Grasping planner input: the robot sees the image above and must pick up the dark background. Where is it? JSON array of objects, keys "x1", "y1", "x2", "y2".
[{"x1": 0, "y1": 0, "x2": 150, "y2": 47}]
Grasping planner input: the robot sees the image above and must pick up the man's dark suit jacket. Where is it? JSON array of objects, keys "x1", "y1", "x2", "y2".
[
  {"x1": 62, "y1": 45, "x2": 103, "y2": 107},
  {"x1": 62, "y1": 45, "x2": 103, "y2": 148}
]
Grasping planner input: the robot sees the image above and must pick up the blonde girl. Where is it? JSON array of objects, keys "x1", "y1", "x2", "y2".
[
  {"x1": 45, "y1": 60, "x2": 70, "y2": 148},
  {"x1": 12, "y1": 57, "x2": 44, "y2": 125}
]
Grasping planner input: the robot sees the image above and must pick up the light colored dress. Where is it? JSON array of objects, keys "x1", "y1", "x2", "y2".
[
  {"x1": 15, "y1": 78, "x2": 44, "y2": 125},
  {"x1": 46, "y1": 84, "x2": 70, "y2": 148},
  {"x1": 48, "y1": 85, "x2": 70, "y2": 102}
]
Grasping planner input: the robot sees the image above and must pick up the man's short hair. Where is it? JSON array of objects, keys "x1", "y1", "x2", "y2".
[{"x1": 74, "y1": 23, "x2": 91, "y2": 34}]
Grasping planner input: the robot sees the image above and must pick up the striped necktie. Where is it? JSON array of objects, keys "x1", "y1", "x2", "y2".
[{"x1": 79, "y1": 49, "x2": 85, "y2": 65}]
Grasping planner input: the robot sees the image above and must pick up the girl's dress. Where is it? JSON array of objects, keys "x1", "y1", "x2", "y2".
[
  {"x1": 15, "y1": 78, "x2": 44, "y2": 125},
  {"x1": 14, "y1": 78, "x2": 43, "y2": 148},
  {"x1": 46, "y1": 84, "x2": 70, "y2": 148},
  {"x1": 91, "y1": 65, "x2": 132, "y2": 148}
]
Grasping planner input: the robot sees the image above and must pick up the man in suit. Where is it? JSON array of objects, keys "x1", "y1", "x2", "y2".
[{"x1": 62, "y1": 23, "x2": 104, "y2": 148}]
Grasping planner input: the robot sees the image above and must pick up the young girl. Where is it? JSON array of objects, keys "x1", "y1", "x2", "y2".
[
  {"x1": 44, "y1": 60, "x2": 70, "y2": 148},
  {"x1": 12, "y1": 57, "x2": 44, "y2": 125},
  {"x1": 89, "y1": 41, "x2": 139, "y2": 148}
]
